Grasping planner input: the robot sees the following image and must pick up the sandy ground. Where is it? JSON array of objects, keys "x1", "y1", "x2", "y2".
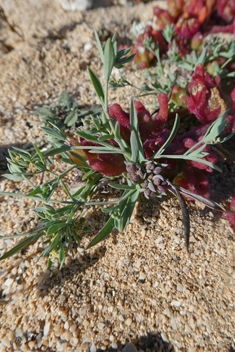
[{"x1": 0, "y1": 1, "x2": 235, "y2": 351}]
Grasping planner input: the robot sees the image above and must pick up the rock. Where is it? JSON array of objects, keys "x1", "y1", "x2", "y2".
[
  {"x1": 58, "y1": 0, "x2": 93, "y2": 11},
  {"x1": 122, "y1": 342, "x2": 138, "y2": 352},
  {"x1": 43, "y1": 322, "x2": 50, "y2": 336},
  {"x1": 2, "y1": 335, "x2": 11, "y2": 348},
  {"x1": 15, "y1": 327, "x2": 23, "y2": 338}
]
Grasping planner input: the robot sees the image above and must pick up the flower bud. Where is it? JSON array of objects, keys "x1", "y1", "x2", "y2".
[
  {"x1": 144, "y1": 189, "x2": 152, "y2": 199},
  {"x1": 153, "y1": 166, "x2": 162, "y2": 174},
  {"x1": 157, "y1": 185, "x2": 165, "y2": 194},
  {"x1": 136, "y1": 170, "x2": 144, "y2": 179},
  {"x1": 126, "y1": 163, "x2": 137, "y2": 174},
  {"x1": 146, "y1": 162, "x2": 155, "y2": 170},
  {"x1": 132, "y1": 175, "x2": 140, "y2": 183},
  {"x1": 140, "y1": 180, "x2": 148, "y2": 189},
  {"x1": 148, "y1": 182, "x2": 156, "y2": 193}
]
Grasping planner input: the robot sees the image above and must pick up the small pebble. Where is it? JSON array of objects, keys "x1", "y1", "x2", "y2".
[
  {"x1": 44, "y1": 322, "x2": 50, "y2": 336},
  {"x1": 2, "y1": 335, "x2": 11, "y2": 348},
  {"x1": 84, "y1": 43, "x2": 92, "y2": 51},
  {"x1": 98, "y1": 323, "x2": 105, "y2": 330}
]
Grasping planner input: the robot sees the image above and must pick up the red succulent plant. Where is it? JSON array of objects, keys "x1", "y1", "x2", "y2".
[{"x1": 223, "y1": 196, "x2": 235, "y2": 226}]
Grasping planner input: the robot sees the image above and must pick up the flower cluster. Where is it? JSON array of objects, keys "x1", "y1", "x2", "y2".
[{"x1": 126, "y1": 161, "x2": 166, "y2": 198}]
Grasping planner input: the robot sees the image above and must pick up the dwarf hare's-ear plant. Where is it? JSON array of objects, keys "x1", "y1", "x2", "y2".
[{"x1": 0, "y1": 30, "x2": 234, "y2": 269}]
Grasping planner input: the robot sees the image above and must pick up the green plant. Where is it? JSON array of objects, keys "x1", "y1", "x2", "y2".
[
  {"x1": 0, "y1": 29, "x2": 234, "y2": 269},
  {"x1": 34, "y1": 90, "x2": 102, "y2": 129}
]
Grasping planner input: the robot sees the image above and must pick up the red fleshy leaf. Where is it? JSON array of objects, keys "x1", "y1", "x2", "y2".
[
  {"x1": 186, "y1": 64, "x2": 224, "y2": 123},
  {"x1": 175, "y1": 16, "x2": 200, "y2": 38},
  {"x1": 217, "y1": 0, "x2": 235, "y2": 23},
  {"x1": 90, "y1": 158, "x2": 126, "y2": 177},
  {"x1": 222, "y1": 196, "x2": 235, "y2": 226},
  {"x1": 173, "y1": 165, "x2": 210, "y2": 198},
  {"x1": 153, "y1": 6, "x2": 175, "y2": 29},
  {"x1": 222, "y1": 212, "x2": 235, "y2": 226},
  {"x1": 80, "y1": 138, "x2": 126, "y2": 177},
  {"x1": 109, "y1": 103, "x2": 131, "y2": 143},
  {"x1": 231, "y1": 196, "x2": 235, "y2": 211}
]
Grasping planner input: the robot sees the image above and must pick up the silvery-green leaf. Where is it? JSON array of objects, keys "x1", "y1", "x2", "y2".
[
  {"x1": 40, "y1": 232, "x2": 61, "y2": 257},
  {"x1": 94, "y1": 28, "x2": 104, "y2": 63},
  {"x1": 64, "y1": 111, "x2": 78, "y2": 126},
  {"x1": 2, "y1": 174, "x2": 24, "y2": 181},
  {"x1": 104, "y1": 38, "x2": 115, "y2": 84},
  {"x1": 0, "y1": 231, "x2": 43, "y2": 261},
  {"x1": 196, "y1": 47, "x2": 207, "y2": 64},
  {"x1": 87, "y1": 217, "x2": 115, "y2": 248},
  {"x1": 41, "y1": 127, "x2": 66, "y2": 141},
  {"x1": 58, "y1": 91, "x2": 70, "y2": 106},
  {"x1": 59, "y1": 242, "x2": 65, "y2": 269},
  {"x1": 151, "y1": 114, "x2": 180, "y2": 159},
  {"x1": 88, "y1": 67, "x2": 105, "y2": 104},
  {"x1": 119, "y1": 190, "x2": 139, "y2": 232}
]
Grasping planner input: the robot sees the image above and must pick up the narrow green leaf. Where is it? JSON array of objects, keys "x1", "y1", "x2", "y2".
[
  {"x1": 41, "y1": 127, "x2": 66, "y2": 141},
  {"x1": 59, "y1": 242, "x2": 65, "y2": 269},
  {"x1": 27, "y1": 186, "x2": 41, "y2": 196},
  {"x1": 151, "y1": 114, "x2": 180, "y2": 159},
  {"x1": 109, "y1": 183, "x2": 136, "y2": 190},
  {"x1": 114, "y1": 54, "x2": 135, "y2": 66},
  {"x1": 88, "y1": 147, "x2": 123, "y2": 154},
  {"x1": 0, "y1": 226, "x2": 50, "y2": 239},
  {"x1": 40, "y1": 232, "x2": 61, "y2": 257},
  {"x1": 167, "y1": 180, "x2": 225, "y2": 212},
  {"x1": 58, "y1": 91, "x2": 70, "y2": 106},
  {"x1": 12, "y1": 147, "x2": 31, "y2": 156},
  {"x1": 2, "y1": 174, "x2": 24, "y2": 181},
  {"x1": 64, "y1": 112, "x2": 78, "y2": 126},
  {"x1": 47, "y1": 222, "x2": 66, "y2": 236},
  {"x1": 37, "y1": 107, "x2": 55, "y2": 118},
  {"x1": 88, "y1": 67, "x2": 105, "y2": 104},
  {"x1": 42, "y1": 145, "x2": 71, "y2": 157},
  {"x1": 0, "y1": 231, "x2": 43, "y2": 261},
  {"x1": 102, "y1": 204, "x2": 120, "y2": 213},
  {"x1": 116, "y1": 47, "x2": 131, "y2": 59},
  {"x1": 98, "y1": 134, "x2": 113, "y2": 141},
  {"x1": 130, "y1": 100, "x2": 138, "y2": 131},
  {"x1": 72, "y1": 231, "x2": 80, "y2": 245},
  {"x1": 61, "y1": 180, "x2": 73, "y2": 200},
  {"x1": 119, "y1": 190, "x2": 139, "y2": 232},
  {"x1": 82, "y1": 169, "x2": 97, "y2": 181},
  {"x1": 76, "y1": 130, "x2": 121, "y2": 151},
  {"x1": 104, "y1": 38, "x2": 115, "y2": 84},
  {"x1": 130, "y1": 131, "x2": 139, "y2": 163},
  {"x1": 203, "y1": 110, "x2": 230, "y2": 140},
  {"x1": 34, "y1": 144, "x2": 44, "y2": 164},
  {"x1": 218, "y1": 132, "x2": 235, "y2": 143},
  {"x1": 94, "y1": 28, "x2": 104, "y2": 63},
  {"x1": 47, "y1": 257, "x2": 53, "y2": 269},
  {"x1": 130, "y1": 101, "x2": 145, "y2": 163},
  {"x1": 197, "y1": 47, "x2": 207, "y2": 64},
  {"x1": 8, "y1": 163, "x2": 22, "y2": 174},
  {"x1": 87, "y1": 217, "x2": 115, "y2": 248},
  {"x1": 167, "y1": 66, "x2": 175, "y2": 82}
]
